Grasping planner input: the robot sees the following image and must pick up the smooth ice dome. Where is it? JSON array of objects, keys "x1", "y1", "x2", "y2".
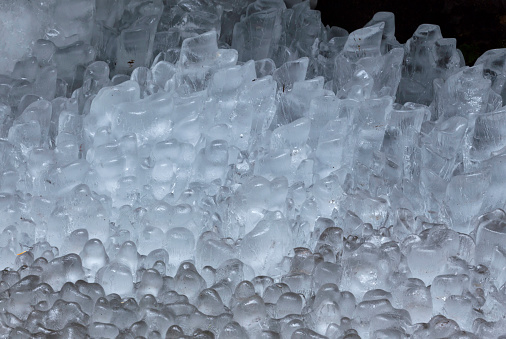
[{"x1": 0, "y1": 0, "x2": 506, "y2": 338}]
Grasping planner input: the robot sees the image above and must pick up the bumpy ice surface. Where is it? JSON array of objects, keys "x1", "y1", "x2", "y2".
[{"x1": 1, "y1": 0, "x2": 506, "y2": 338}]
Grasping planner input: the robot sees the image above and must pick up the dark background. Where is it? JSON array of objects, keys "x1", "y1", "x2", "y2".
[{"x1": 315, "y1": 0, "x2": 506, "y2": 65}]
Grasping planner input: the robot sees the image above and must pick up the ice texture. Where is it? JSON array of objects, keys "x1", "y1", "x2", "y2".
[{"x1": 0, "y1": 0, "x2": 506, "y2": 338}]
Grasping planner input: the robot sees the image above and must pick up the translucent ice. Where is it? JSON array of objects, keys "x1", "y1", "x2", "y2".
[
  {"x1": 0, "y1": 1, "x2": 48, "y2": 73},
  {"x1": 1, "y1": 1, "x2": 506, "y2": 338}
]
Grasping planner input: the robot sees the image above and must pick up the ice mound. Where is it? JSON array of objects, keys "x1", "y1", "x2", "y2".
[{"x1": 0, "y1": 0, "x2": 506, "y2": 338}]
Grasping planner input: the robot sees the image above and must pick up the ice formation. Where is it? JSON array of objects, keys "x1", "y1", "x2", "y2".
[{"x1": 0, "y1": 0, "x2": 506, "y2": 338}]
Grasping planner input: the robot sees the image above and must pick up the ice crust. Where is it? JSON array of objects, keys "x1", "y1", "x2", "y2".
[{"x1": 0, "y1": 0, "x2": 506, "y2": 338}]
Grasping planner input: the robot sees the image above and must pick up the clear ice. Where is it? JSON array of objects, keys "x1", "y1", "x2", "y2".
[{"x1": 0, "y1": 0, "x2": 505, "y2": 338}]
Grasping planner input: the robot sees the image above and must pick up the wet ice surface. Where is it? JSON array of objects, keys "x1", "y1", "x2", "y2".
[{"x1": 1, "y1": 0, "x2": 506, "y2": 338}]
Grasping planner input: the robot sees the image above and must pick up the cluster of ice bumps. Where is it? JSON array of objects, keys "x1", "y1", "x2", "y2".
[{"x1": 2, "y1": 0, "x2": 506, "y2": 337}]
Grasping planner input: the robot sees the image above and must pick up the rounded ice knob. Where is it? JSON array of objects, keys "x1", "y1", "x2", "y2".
[
  {"x1": 96, "y1": 262, "x2": 134, "y2": 296},
  {"x1": 80, "y1": 238, "x2": 108, "y2": 273},
  {"x1": 137, "y1": 268, "x2": 163, "y2": 298}
]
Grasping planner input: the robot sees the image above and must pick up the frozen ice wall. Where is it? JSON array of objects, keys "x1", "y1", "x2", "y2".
[
  {"x1": 0, "y1": 1, "x2": 48, "y2": 74},
  {"x1": 1, "y1": 0, "x2": 506, "y2": 338}
]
